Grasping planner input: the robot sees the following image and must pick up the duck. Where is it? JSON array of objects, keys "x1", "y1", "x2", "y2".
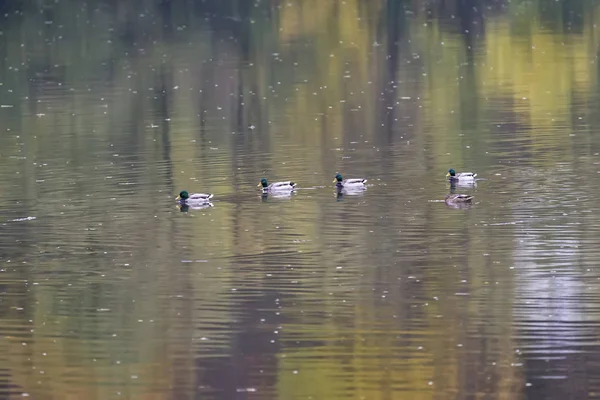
[
  {"x1": 446, "y1": 168, "x2": 477, "y2": 181},
  {"x1": 444, "y1": 194, "x2": 474, "y2": 204},
  {"x1": 258, "y1": 178, "x2": 296, "y2": 192},
  {"x1": 333, "y1": 173, "x2": 367, "y2": 189},
  {"x1": 176, "y1": 190, "x2": 213, "y2": 204}
]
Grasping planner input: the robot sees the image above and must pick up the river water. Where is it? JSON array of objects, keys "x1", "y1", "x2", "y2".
[{"x1": 1, "y1": 0, "x2": 600, "y2": 399}]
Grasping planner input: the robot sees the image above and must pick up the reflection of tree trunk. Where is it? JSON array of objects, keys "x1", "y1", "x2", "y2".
[
  {"x1": 457, "y1": 0, "x2": 481, "y2": 131},
  {"x1": 154, "y1": 63, "x2": 197, "y2": 398},
  {"x1": 158, "y1": 64, "x2": 173, "y2": 191},
  {"x1": 379, "y1": 0, "x2": 406, "y2": 145},
  {"x1": 195, "y1": 287, "x2": 281, "y2": 397},
  {"x1": 231, "y1": 68, "x2": 244, "y2": 251},
  {"x1": 0, "y1": 368, "x2": 22, "y2": 399},
  {"x1": 458, "y1": 0, "x2": 479, "y2": 62},
  {"x1": 158, "y1": 0, "x2": 173, "y2": 37}
]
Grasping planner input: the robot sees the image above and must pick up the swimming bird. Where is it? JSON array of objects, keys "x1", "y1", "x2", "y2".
[
  {"x1": 333, "y1": 173, "x2": 367, "y2": 189},
  {"x1": 176, "y1": 190, "x2": 213, "y2": 204},
  {"x1": 446, "y1": 168, "x2": 477, "y2": 181},
  {"x1": 258, "y1": 178, "x2": 296, "y2": 191},
  {"x1": 444, "y1": 194, "x2": 473, "y2": 204}
]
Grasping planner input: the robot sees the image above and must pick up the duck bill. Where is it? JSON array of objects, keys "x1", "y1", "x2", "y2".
[
  {"x1": 176, "y1": 196, "x2": 181, "y2": 200},
  {"x1": 332, "y1": 179, "x2": 337, "y2": 183},
  {"x1": 445, "y1": 173, "x2": 450, "y2": 177},
  {"x1": 257, "y1": 183, "x2": 262, "y2": 187}
]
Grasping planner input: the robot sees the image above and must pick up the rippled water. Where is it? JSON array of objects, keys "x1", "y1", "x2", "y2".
[{"x1": 2, "y1": 0, "x2": 600, "y2": 399}]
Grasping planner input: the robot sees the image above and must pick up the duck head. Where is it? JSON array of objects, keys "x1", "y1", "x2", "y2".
[{"x1": 176, "y1": 190, "x2": 189, "y2": 201}]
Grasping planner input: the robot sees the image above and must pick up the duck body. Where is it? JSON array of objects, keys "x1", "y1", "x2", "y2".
[
  {"x1": 450, "y1": 179, "x2": 477, "y2": 189},
  {"x1": 445, "y1": 194, "x2": 473, "y2": 204},
  {"x1": 258, "y1": 178, "x2": 296, "y2": 192},
  {"x1": 447, "y1": 168, "x2": 476, "y2": 181},
  {"x1": 261, "y1": 190, "x2": 295, "y2": 200},
  {"x1": 176, "y1": 190, "x2": 213, "y2": 205},
  {"x1": 333, "y1": 174, "x2": 367, "y2": 189}
]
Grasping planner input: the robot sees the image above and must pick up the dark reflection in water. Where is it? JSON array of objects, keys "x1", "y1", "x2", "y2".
[{"x1": 2, "y1": 0, "x2": 600, "y2": 399}]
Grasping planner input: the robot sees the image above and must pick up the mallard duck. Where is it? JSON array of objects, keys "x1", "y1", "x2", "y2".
[
  {"x1": 176, "y1": 190, "x2": 213, "y2": 204},
  {"x1": 333, "y1": 173, "x2": 367, "y2": 189},
  {"x1": 445, "y1": 194, "x2": 473, "y2": 204},
  {"x1": 447, "y1": 168, "x2": 477, "y2": 181},
  {"x1": 258, "y1": 178, "x2": 296, "y2": 191}
]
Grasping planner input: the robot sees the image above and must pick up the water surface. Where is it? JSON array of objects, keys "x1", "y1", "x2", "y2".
[{"x1": 2, "y1": 0, "x2": 600, "y2": 399}]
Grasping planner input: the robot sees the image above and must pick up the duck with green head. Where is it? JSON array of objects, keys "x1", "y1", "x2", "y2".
[
  {"x1": 176, "y1": 190, "x2": 213, "y2": 204},
  {"x1": 258, "y1": 178, "x2": 296, "y2": 192},
  {"x1": 446, "y1": 168, "x2": 477, "y2": 182},
  {"x1": 333, "y1": 173, "x2": 367, "y2": 189}
]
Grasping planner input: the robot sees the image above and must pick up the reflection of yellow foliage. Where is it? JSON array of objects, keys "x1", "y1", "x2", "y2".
[
  {"x1": 4, "y1": 334, "x2": 171, "y2": 399},
  {"x1": 477, "y1": 15, "x2": 597, "y2": 160},
  {"x1": 279, "y1": 0, "x2": 384, "y2": 45},
  {"x1": 276, "y1": 0, "x2": 385, "y2": 153},
  {"x1": 418, "y1": 7, "x2": 600, "y2": 168},
  {"x1": 483, "y1": 18, "x2": 576, "y2": 125}
]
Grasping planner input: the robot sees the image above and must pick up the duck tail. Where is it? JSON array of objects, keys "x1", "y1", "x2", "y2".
[
  {"x1": 362, "y1": 179, "x2": 367, "y2": 184},
  {"x1": 207, "y1": 193, "x2": 214, "y2": 199},
  {"x1": 290, "y1": 182, "x2": 296, "y2": 188}
]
